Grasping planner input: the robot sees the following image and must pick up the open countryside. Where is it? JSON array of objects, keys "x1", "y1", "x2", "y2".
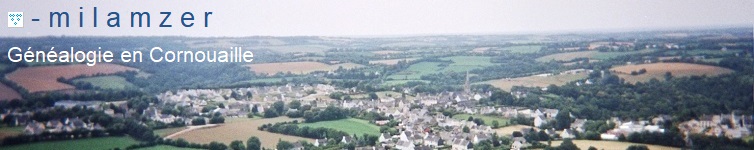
[
  {"x1": 167, "y1": 117, "x2": 313, "y2": 149},
  {"x1": 300, "y1": 118, "x2": 380, "y2": 136},
  {"x1": 480, "y1": 71, "x2": 589, "y2": 92},
  {"x1": 5, "y1": 63, "x2": 138, "y2": 93},
  {"x1": 246, "y1": 62, "x2": 363, "y2": 75},
  {"x1": 547, "y1": 140, "x2": 681, "y2": 150},
  {"x1": 610, "y1": 62, "x2": 735, "y2": 83}
]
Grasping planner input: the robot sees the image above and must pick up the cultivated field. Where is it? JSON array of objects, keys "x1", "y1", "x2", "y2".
[
  {"x1": 610, "y1": 62, "x2": 734, "y2": 83},
  {"x1": 300, "y1": 118, "x2": 380, "y2": 136},
  {"x1": 246, "y1": 62, "x2": 363, "y2": 75},
  {"x1": 252, "y1": 45, "x2": 331, "y2": 54},
  {"x1": 1, "y1": 136, "x2": 140, "y2": 150},
  {"x1": 501, "y1": 45, "x2": 543, "y2": 54},
  {"x1": 6, "y1": 63, "x2": 139, "y2": 93},
  {"x1": 495, "y1": 125, "x2": 539, "y2": 136},
  {"x1": 471, "y1": 47, "x2": 493, "y2": 53},
  {"x1": 439, "y1": 56, "x2": 495, "y2": 72},
  {"x1": 387, "y1": 62, "x2": 443, "y2": 80},
  {"x1": 536, "y1": 49, "x2": 655, "y2": 62},
  {"x1": 451, "y1": 114, "x2": 510, "y2": 128},
  {"x1": 0, "y1": 83, "x2": 21, "y2": 101},
  {"x1": 371, "y1": 50, "x2": 403, "y2": 55},
  {"x1": 72, "y1": 75, "x2": 137, "y2": 90},
  {"x1": 369, "y1": 58, "x2": 419, "y2": 65},
  {"x1": 168, "y1": 117, "x2": 312, "y2": 149},
  {"x1": 480, "y1": 72, "x2": 589, "y2": 92},
  {"x1": 548, "y1": 140, "x2": 680, "y2": 150}
]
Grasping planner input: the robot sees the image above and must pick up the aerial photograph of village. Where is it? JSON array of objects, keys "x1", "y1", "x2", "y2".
[{"x1": 0, "y1": 1, "x2": 753, "y2": 150}]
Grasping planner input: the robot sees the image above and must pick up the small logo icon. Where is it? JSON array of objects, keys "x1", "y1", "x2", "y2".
[{"x1": 8, "y1": 12, "x2": 23, "y2": 28}]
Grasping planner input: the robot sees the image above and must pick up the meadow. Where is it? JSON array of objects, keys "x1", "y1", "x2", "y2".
[
  {"x1": 299, "y1": 118, "x2": 381, "y2": 136},
  {"x1": 135, "y1": 145, "x2": 203, "y2": 150},
  {"x1": 610, "y1": 62, "x2": 734, "y2": 83},
  {"x1": 438, "y1": 56, "x2": 495, "y2": 72},
  {"x1": 480, "y1": 72, "x2": 588, "y2": 92},
  {"x1": 536, "y1": 49, "x2": 655, "y2": 62},
  {"x1": 1, "y1": 136, "x2": 140, "y2": 150},
  {"x1": 246, "y1": 62, "x2": 363, "y2": 75},
  {"x1": 451, "y1": 114, "x2": 510, "y2": 128},
  {"x1": 368, "y1": 58, "x2": 419, "y2": 65},
  {"x1": 494, "y1": 125, "x2": 539, "y2": 136},
  {"x1": 387, "y1": 62, "x2": 444, "y2": 80},
  {"x1": 72, "y1": 75, "x2": 137, "y2": 90},
  {"x1": 501, "y1": 45, "x2": 543, "y2": 54}
]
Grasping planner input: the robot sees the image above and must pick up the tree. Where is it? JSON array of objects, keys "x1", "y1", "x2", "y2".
[
  {"x1": 276, "y1": 140, "x2": 294, "y2": 150},
  {"x1": 247, "y1": 136, "x2": 261, "y2": 150},
  {"x1": 558, "y1": 138, "x2": 580, "y2": 150},
  {"x1": 492, "y1": 120, "x2": 500, "y2": 128},
  {"x1": 209, "y1": 141, "x2": 228, "y2": 150},
  {"x1": 626, "y1": 145, "x2": 649, "y2": 150},
  {"x1": 273, "y1": 101, "x2": 285, "y2": 114},
  {"x1": 210, "y1": 116, "x2": 225, "y2": 124},
  {"x1": 588, "y1": 146, "x2": 598, "y2": 150},
  {"x1": 230, "y1": 140, "x2": 245, "y2": 150},
  {"x1": 192, "y1": 117, "x2": 206, "y2": 125},
  {"x1": 289, "y1": 100, "x2": 301, "y2": 110},
  {"x1": 556, "y1": 110, "x2": 572, "y2": 130},
  {"x1": 251, "y1": 105, "x2": 259, "y2": 114},
  {"x1": 264, "y1": 110, "x2": 279, "y2": 118},
  {"x1": 369, "y1": 92, "x2": 379, "y2": 100},
  {"x1": 463, "y1": 126, "x2": 470, "y2": 133}
]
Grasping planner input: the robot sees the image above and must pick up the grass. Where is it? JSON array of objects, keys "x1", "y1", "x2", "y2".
[
  {"x1": 300, "y1": 118, "x2": 380, "y2": 136},
  {"x1": 252, "y1": 45, "x2": 331, "y2": 54},
  {"x1": 246, "y1": 62, "x2": 363, "y2": 75},
  {"x1": 547, "y1": 140, "x2": 680, "y2": 150},
  {"x1": 610, "y1": 62, "x2": 734, "y2": 83},
  {"x1": 663, "y1": 49, "x2": 743, "y2": 55},
  {"x1": 135, "y1": 145, "x2": 203, "y2": 150},
  {"x1": 168, "y1": 117, "x2": 311, "y2": 149},
  {"x1": 452, "y1": 114, "x2": 510, "y2": 128},
  {"x1": 72, "y1": 75, "x2": 137, "y2": 90},
  {"x1": 0, "y1": 126, "x2": 23, "y2": 139},
  {"x1": 439, "y1": 56, "x2": 495, "y2": 72},
  {"x1": 2, "y1": 136, "x2": 141, "y2": 150},
  {"x1": 154, "y1": 127, "x2": 188, "y2": 137},
  {"x1": 381, "y1": 80, "x2": 429, "y2": 86},
  {"x1": 387, "y1": 62, "x2": 444, "y2": 80},
  {"x1": 501, "y1": 45, "x2": 543, "y2": 54},
  {"x1": 536, "y1": 49, "x2": 655, "y2": 62},
  {"x1": 479, "y1": 72, "x2": 589, "y2": 92}
]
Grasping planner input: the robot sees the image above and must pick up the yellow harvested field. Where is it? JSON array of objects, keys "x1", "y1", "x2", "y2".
[
  {"x1": 6, "y1": 63, "x2": 138, "y2": 93},
  {"x1": 495, "y1": 125, "x2": 539, "y2": 136},
  {"x1": 548, "y1": 140, "x2": 680, "y2": 150},
  {"x1": 369, "y1": 58, "x2": 419, "y2": 65},
  {"x1": 246, "y1": 62, "x2": 363, "y2": 75},
  {"x1": 168, "y1": 117, "x2": 312, "y2": 149},
  {"x1": 372, "y1": 50, "x2": 403, "y2": 55},
  {"x1": 480, "y1": 72, "x2": 588, "y2": 92},
  {"x1": 610, "y1": 63, "x2": 734, "y2": 83}
]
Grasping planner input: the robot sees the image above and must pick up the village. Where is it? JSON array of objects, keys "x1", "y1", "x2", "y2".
[{"x1": 5, "y1": 81, "x2": 750, "y2": 150}]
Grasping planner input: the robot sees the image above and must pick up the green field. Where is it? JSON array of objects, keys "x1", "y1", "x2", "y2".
[
  {"x1": 387, "y1": 62, "x2": 444, "y2": 80},
  {"x1": 2, "y1": 136, "x2": 141, "y2": 150},
  {"x1": 300, "y1": 118, "x2": 380, "y2": 136},
  {"x1": 501, "y1": 45, "x2": 543, "y2": 54},
  {"x1": 154, "y1": 127, "x2": 187, "y2": 137},
  {"x1": 663, "y1": 49, "x2": 743, "y2": 55},
  {"x1": 135, "y1": 145, "x2": 203, "y2": 150},
  {"x1": 381, "y1": 80, "x2": 429, "y2": 86},
  {"x1": 439, "y1": 56, "x2": 495, "y2": 72},
  {"x1": 253, "y1": 45, "x2": 331, "y2": 54},
  {"x1": 537, "y1": 49, "x2": 655, "y2": 62},
  {"x1": 72, "y1": 75, "x2": 137, "y2": 90},
  {"x1": 452, "y1": 114, "x2": 510, "y2": 128}
]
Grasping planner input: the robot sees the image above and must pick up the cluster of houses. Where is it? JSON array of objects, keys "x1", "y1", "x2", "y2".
[
  {"x1": 23, "y1": 118, "x2": 105, "y2": 135},
  {"x1": 678, "y1": 113, "x2": 754, "y2": 139}
]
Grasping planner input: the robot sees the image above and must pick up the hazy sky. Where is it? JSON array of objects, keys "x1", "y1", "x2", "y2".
[{"x1": 1, "y1": 0, "x2": 752, "y2": 37}]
